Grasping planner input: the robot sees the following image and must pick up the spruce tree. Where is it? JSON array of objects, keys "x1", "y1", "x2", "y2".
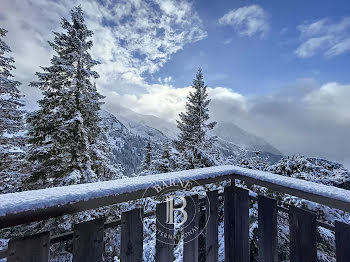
[
  {"x1": 27, "y1": 6, "x2": 115, "y2": 186},
  {"x1": 156, "y1": 142, "x2": 175, "y2": 173},
  {"x1": 0, "y1": 28, "x2": 26, "y2": 191},
  {"x1": 176, "y1": 68, "x2": 217, "y2": 168},
  {"x1": 142, "y1": 141, "x2": 153, "y2": 171}
]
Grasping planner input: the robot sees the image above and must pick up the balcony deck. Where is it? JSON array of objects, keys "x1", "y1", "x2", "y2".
[{"x1": 0, "y1": 165, "x2": 349, "y2": 261}]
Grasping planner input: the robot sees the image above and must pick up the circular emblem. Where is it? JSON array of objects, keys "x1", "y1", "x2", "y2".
[{"x1": 141, "y1": 177, "x2": 211, "y2": 245}]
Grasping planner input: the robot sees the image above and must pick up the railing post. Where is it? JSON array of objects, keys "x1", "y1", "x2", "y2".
[
  {"x1": 7, "y1": 231, "x2": 50, "y2": 262},
  {"x1": 199, "y1": 199, "x2": 206, "y2": 262},
  {"x1": 289, "y1": 206, "x2": 317, "y2": 262},
  {"x1": 183, "y1": 195, "x2": 199, "y2": 262},
  {"x1": 234, "y1": 186, "x2": 250, "y2": 262},
  {"x1": 156, "y1": 201, "x2": 174, "y2": 262},
  {"x1": 72, "y1": 218, "x2": 104, "y2": 262},
  {"x1": 206, "y1": 190, "x2": 218, "y2": 262},
  {"x1": 224, "y1": 184, "x2": 250, "y2": 262},
  {"x1": 335, "y1": 220, "x2": 350, "y2": 262},
  {"x1": 224, "y1": 184, "x2": 235, "y2": 261},
  {"x1": 121, "y1": 208, "x2": 143, "y2": 262},
  {"x1": 258, "y1": 195, "x2": 278, "y2": 262}
]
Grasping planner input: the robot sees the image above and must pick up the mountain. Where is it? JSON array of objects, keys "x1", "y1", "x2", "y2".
[
  {"x1": 105, "y1": 105, "x2": 281, "y2": 154},
  {"x1": 100, "y1": 107, "x2": 283, "y2": 175},
  {"x1": 212, "y1": 122, "x2": 281, "y2": 155},
  {"x1": 104, "y1": 104, "x2": 178, "y2": 139},
  {"x1": 99, "y1": 111, "x2": 169, "y2": 176},
  {"x1": 212, "y1": 122, "x2": 282, "y2": 163}
]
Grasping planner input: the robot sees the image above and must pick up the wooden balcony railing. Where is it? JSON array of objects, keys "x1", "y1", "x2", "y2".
[{"x1": 0, "y1": 165, "x2": 349, "y2": 261}]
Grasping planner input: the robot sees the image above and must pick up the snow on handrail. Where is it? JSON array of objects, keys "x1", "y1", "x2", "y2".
[{"x1": 0, "y1": 165, "x2": 350, "y2": 229}]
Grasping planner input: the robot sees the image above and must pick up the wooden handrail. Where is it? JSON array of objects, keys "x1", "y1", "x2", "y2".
[{"x1": 0, "y1": 165, "x2": 349, "y2": 229}]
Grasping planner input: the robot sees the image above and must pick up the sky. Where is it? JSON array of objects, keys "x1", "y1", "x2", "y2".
[{"x1": 1, "y1": 0, "x2": 350, "y2": 166}]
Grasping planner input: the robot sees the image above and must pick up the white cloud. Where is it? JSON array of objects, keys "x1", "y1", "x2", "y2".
[
  {"x1": 102, "y1": 84, "x2": 245, "y2": 122},
  {"x1": 295, "y1": 17, "x2": 350, "y2": 58},
  {"x1": 218, "y1": 5, "x2": 269, "y2": 38},
  {"x1": 103, "y1": 84, "x2": 192, "y2": 121},
  {"x1": 295, "y1": 36, "x2": 331, "y2": 58},
  {"x1": 302, "y1": 82, "x2": 350, "y2": 125},
  {"x1": 0, "y1": 0, "x2": 207, "y2": 102},
  {"x1": 208, "y1": 87, "x2": 245, "y2": 102},
  {"x1": 325, "y1": 38, "x2": 350, "y2": 57},
  {"x1": 211, "y1": 81, "x2": 350, "y2": 165}
]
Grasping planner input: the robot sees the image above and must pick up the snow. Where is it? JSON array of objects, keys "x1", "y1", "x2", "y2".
[{"x1": 1, "y1": 165, "x2": 350, "y2": 218}]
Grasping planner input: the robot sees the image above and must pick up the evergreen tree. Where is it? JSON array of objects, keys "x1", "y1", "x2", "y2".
[
  {"x1": 27, "y1": 6, "x2": 115, "y2": 186},
  {"x1": 0, "y1": 28, "x2": 26, "y2": 191},
  {"x1": 142, "y1": 141, "x2": 153, "y2": 173},
  {"x1": 239, "y1": 151, "x2": 270, "y2": 171},
  {"x1": 155, "y1": 141, "x2": 175, "y2": 173},
  {"x1": 176, "y1": 68, "x2": 218, "y2": 168}
]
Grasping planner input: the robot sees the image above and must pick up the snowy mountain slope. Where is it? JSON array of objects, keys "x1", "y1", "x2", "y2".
[
  {"x1": 100, "y1": 110, "x2": 168, "y2": 144},
  {"x1": 116, "y1": 115, "x2": 168, "y2": 143},
  {"x1": 213, "y1": 121, "x2": 281, "y2": 155},
  {"x1": 104, "y1": 104, "x2": 178, "y2": 139},
  {"x1": 99, "y1": 111, "x2": 168, "y2": 176},
  {"x1": 105, "y1": 105, "x2": 283, "y2": 162},
  {"x1": 212, "y1": 122, "x2": 283, "y2": 163},
  {"x1": 100, "y1": 109, "x2": 283, "y2": 176},
  {"x1": 105, "y1": 105, "x2": 282, "y2": 155}
]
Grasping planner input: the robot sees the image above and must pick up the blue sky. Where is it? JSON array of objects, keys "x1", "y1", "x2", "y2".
[
  {"x1": 149, "y1": 0, "x2": 350, "y2": 95},
  {"x1": 1, "y1": 0, "x2": 350, "y2": 165}
]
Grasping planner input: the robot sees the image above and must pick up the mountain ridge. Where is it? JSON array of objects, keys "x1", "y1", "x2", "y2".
[
  {"x1": 104, "y1": 104, "x2": 282, "y2": 154},
  {"x1": 100, "y1": 108, "x2": 283, "y2": 175}
]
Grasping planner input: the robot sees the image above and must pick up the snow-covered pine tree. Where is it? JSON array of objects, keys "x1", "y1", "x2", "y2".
[
  {"x1": 142, "y1": 141, "x2": 153, "y2": 170},
  {"x1": 240, "y1": 151, "x2": 270, "y2": 171},
  {"x1": 176, "y1": 68, "x2": 218, "y2": 169},
  {"x1": 139, "y1": 141, "x2": 156, "y2": 176},
  {"x1": 0, "y1": 28, "x2": 26, "y2": 192},
  {"x1": 27, "y1": 6, "x2": 117, "y2": 186},
  {"x1": 155, "y1": 141, "x2": 175, "y2": 173}
]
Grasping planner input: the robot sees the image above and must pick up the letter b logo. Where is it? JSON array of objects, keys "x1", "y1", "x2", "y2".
[{"x1": 166, "y1": 196, "x2": 188, "y2": 226}]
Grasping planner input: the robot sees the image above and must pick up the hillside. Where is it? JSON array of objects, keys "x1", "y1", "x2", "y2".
[
  {"x1": 99, "y1": 111, "x2": 167, "y2": 176},
  {"x1": 100, "y1": 110, "x2": 283, "y2": 176}
]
